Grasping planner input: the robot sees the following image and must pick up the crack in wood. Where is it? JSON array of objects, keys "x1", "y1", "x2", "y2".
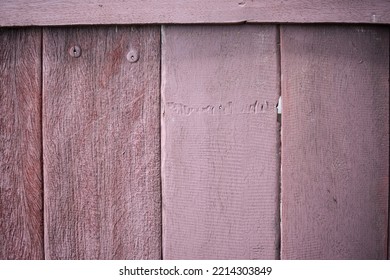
[{"x1": 165, "y1": 100, "x2": 275, "y2": 116}]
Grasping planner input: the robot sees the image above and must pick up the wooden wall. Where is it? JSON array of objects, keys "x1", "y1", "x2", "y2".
[
  {"x1": 281, "y1": 25, "x2": 389, "y2": 259},
  {"x1": 0, "y1": 25, "x2": 388, "y2": 259},
  {"x1": 162, "y1": 25, "x2": 280, "y2": 259},
  {"x1": 1, "y1": 0, "x2": 390, "y2": 25},
  {"x1": 0, "y1": 28, "x2": 43, "y2": 259},
  {"x1": 42, "y1": 26, "x2": 161, "y2": 259}
]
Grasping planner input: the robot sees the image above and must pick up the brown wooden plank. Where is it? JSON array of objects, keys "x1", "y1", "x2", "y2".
[
  {"x1": 43, "y1": 26, "x2": 161, "y2": 259},
  {"x1": 162, "y1": 25, "x2": 280, "y2": 259},
  {"x1": 281, "y1": 25, "x2": 389, "y2": 259},
  {"x1": 0, "y1": 0, "x2": 389, "y2": 26},
  {"x1": 0, "y1": 28, "x2": 43, "y2": 259}
]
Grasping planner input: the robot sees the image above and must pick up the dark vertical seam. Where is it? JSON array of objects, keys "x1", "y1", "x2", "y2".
[
  {"x1": 40, "y1": 27, "x2": 45, "y2": 260},
  {"x1": 159, "y1": 25, "x2": 163, "y2": 261},
  {"x1": 276, "y1": 24, "x2": 282, "y2": 261}
]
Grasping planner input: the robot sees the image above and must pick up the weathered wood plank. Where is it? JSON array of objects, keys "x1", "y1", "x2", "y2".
[
  {"x1": 162, "y1": 25, "x2": 280, "y2": 259},
  {"x1": 0, "y1": 0, "x2": 389, "y2": 26},
  {"x1": 281, "y1": 25, "x2": 389, "y2": 259},
  {"x1": 0, "y1": 28, "x2": 43, "y2": 259},
  {"x1": 43, "y1": 26, "x2": 161, "y2": 259}
]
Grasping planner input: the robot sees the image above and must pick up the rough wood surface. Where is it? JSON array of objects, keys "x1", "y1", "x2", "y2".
[
  {"x1": 281, "y1": 25, "x2": 389, "y2": 259},
  {"x1": 162, "y1": 25, "x2": 280, "y2": 259},
  {"x1": 43, "y1": 26, "x2": 161, "y2": 259},
  {"x1": 0, "y1": 28, "x2": 43, "y2": 259},
  {"x1": 1, "y1": 0, "x2": 389, "y2": 26}
]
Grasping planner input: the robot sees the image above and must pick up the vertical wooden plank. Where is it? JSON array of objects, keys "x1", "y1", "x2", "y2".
[
  {"x1": 0, "y1": 28, "x2": 43, "y2": 259},
  {"x1": 281, "y1": 26, "x2": 389, "y2": 259},
  {"x1": 162, "y1": 25, "x2": 280, "y2": 259},
  {"x1": 43, "y1": 26, "x2": 161, "y2": 259}
]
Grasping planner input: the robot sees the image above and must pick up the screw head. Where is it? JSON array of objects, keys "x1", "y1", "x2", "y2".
[
  {"x1": 69, "y1": 46, "x2": 81, "y2": 58},
  {"x1": 127, "y1": 49, "x2": 139, "y2": 63}
]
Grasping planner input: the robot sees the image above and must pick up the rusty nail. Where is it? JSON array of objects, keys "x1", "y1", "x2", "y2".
[
  {"x1": 69, "y1": 46, "x2": 81, "y2": 58},
  {"x1": 127, "y1": 49, "x2": 139, "y2": 63}
]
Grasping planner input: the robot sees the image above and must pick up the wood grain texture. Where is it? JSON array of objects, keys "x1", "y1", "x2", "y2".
[
  {"x1": 162, "y1": 25, "x2": 280, "y2": 259},
  {"x1": 0, "y1": 28, "x2": 43, "y2": 259},
  {"x1": 281, "y1": 25, "x2": 389, "y2": 259},
  {"x1": 43, "y1": 26, "x2": 161, "y2": 259},
  {"x1": 0, "y1": 0, "x2": 389, "y2": 26}
]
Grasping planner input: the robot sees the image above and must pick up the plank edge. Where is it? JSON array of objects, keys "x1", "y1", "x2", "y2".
[{"x1": 1, "y1": 0, "x2": 389, "y2": 26}]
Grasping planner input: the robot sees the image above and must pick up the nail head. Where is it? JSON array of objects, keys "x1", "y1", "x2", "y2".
[
  {"x1": 69, "y1": 46, "x2": 81, "y2": 58},
  {"x1": 127, "y1": 50, "x2": 139, "y2": 63}
]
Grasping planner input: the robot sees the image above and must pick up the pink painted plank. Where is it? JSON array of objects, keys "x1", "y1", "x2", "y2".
[
  {"x1": 281, "y1": 25, "x2": 389, "y2": 259},
  {"x1": 1, "y1": 0, "x2": 389, "y2": 26},
  {"x1": 0, "y1": 28, "x2": 43, "y2": 259},
  {"x1": 43, "y1": 26, "x2": 161, "y2": 259},
  {"x1": 162, "y1": 25, "x2": 280, "y2": 259}
]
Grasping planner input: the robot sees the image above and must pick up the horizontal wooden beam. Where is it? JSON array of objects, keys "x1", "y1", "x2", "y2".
[{"x1": 1, "y1": 0, "x2": 389, "y2": 26}]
